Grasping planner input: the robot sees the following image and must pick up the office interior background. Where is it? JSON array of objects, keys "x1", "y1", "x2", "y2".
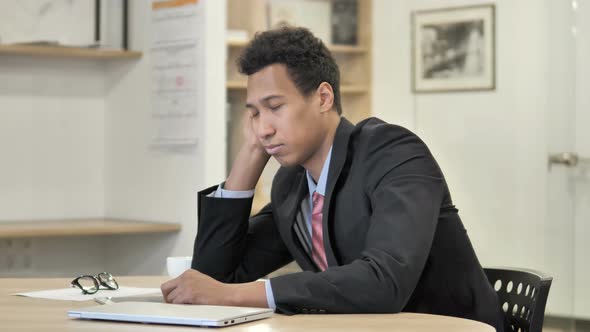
[{"x1": 0, "y1": 0, "x2": 588, "y2": 331}]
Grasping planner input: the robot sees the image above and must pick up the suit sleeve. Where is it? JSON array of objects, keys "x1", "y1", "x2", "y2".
[
  {"x1": 270, "y1": 148, "x2": 445, "y2": 314},
  {"x1": 191, "y1": 185, "x2": 293, "y2": 283}
]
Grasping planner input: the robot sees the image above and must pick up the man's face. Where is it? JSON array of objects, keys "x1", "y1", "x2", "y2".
[{"x1": 246, "y1": 64, "x2": 325, "y2": 167}]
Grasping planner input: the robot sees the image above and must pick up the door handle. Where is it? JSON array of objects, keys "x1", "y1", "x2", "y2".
[
  {"x1": 547, "y1": 152, "x2": 590, "y2": 170},
  {"x1": 549, "y1": 152, "x2": 579, "y2": 168}
]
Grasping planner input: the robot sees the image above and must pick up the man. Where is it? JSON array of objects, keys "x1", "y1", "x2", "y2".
[{"x1": 161, "y1": 27, "x2": 505, "y2": 331}]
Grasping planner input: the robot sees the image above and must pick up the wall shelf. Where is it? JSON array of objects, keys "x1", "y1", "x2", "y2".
[
  {"x1": 227, "y1": 40, "x2": 368, "y2": 54},
  {"x1": 340, "y1": 85, "x2": 370, "y2": 94},
  {"x1": 328, "y1": 44, "x2": 369, "y2": 54},
  {"x1": 227, "y1": 80, "x2": 368, "y2": 94},
  {"x1": 0, "y1": 219, "x2": 181, "y2": 239},
  {"x1": 0, "y1": 45, "x2": 142, "y2": 60},
  {"x1": 226, "y1": 80, "x2": 247, "y2": 90}
]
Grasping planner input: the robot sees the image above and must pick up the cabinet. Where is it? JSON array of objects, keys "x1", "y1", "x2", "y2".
[{"x1": 225, "y1": 0, "x2": 372, "y2": 213}]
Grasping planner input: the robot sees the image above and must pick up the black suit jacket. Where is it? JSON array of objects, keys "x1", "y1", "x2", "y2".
[{"x1": 192, "y1": 117, "x2": 505, "y2": 331}]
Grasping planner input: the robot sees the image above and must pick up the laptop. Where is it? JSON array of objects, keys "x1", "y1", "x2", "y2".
[{"x1": 68, "y1": 302, "x2": 274, "y2": 327}]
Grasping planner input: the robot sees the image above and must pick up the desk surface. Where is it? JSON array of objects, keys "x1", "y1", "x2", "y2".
[{"x1": 1, "y1": 276, "x2": 495, "y2": 332}]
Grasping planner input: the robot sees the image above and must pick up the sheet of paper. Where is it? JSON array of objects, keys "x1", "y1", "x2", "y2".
[
  {"x1": 14, "y1": 286, "x2": 161, "y2": 302},
  {"x1": 150, "y1": 0, "x2": 203, "y2": 147}
]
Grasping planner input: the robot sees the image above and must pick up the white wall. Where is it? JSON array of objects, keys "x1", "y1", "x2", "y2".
[
  {"x1": 103, "y1": 0, "x2": 227, "y2": 275},
  {"x1": 373, "y1": 0, "x2": 590, "y2": 322},
  {"x1": 371, "y1": 0, "x2": 413, "y2": 128},
  {"x1": 0, "y1": 57, "x2": 107, "y2": 276},
  {"x1": 0, "y1": 58, "x2": 105, "y2": 220}
]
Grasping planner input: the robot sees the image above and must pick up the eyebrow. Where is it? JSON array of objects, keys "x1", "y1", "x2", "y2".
[{"x1": 245, "y1": 95, "x2": 285, "y2": 109}]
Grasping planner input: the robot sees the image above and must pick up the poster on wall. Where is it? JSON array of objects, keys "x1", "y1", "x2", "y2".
[
  {"x1": 150, "y1": 0, "x2": 203, "y2": 147},
  {"x1": 412, "y1": 4, "x2": 495, "y2": 93}
]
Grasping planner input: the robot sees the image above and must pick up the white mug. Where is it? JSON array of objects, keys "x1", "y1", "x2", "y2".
[{"x1": 166, "y1": 256, "x2": 193, "y2": 278}]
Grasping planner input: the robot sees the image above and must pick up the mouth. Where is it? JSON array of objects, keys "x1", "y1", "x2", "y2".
[{"x1": 264, "y1": 144, "x2": 284, "y2": 155}]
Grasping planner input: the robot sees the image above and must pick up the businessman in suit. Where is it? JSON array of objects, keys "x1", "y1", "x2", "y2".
[{"x1": 161, "y1": 27, "x2": 505, "y2": 331}]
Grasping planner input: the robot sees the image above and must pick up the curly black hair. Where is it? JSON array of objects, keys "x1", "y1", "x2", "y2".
[{"x1": 237, "y1": 26, "x2": 342, "y2": 114}]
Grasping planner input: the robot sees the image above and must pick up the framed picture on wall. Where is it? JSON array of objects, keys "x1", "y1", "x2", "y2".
[
  {"x1": 267, "y1": 0, "x2": 332, "y2": 44},
  {"x1": 0, "y1": 0, "x2": 128, "y2": 49},
  {"x1": 0, "y1": 0, "x2": 97, "y2": 46},
  {"x1": 412, "y1": 4, "x2": 495, "y2": 93}
]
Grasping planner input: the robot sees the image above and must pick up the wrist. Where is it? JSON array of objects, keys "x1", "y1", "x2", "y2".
[
  {"x1": 224, "y1": 283, "x2": 241, "y2": 306},
  {"x1": 226, "y1": 282, "x2": 268, "y2": 308}
]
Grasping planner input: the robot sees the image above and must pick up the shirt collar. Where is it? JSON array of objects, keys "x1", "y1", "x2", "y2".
[{"x1": 306, "y1": 146, "x2": 333, "y2": 197}]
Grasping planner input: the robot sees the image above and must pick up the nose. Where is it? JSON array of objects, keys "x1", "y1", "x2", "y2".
[{"x1": 255, "y1": 113, "x2": 276, "y2": 141}]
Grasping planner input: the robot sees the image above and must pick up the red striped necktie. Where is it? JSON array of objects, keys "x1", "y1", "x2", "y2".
[{"x1": 311, "y1": 191, "x2": 328, "y2": 271}]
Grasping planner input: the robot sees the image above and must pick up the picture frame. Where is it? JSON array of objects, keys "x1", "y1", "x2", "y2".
[
  {"x1": 267, "y1": 0, "x2": 332, "y2": 44},
  {"x1": 0, "y1": 0, "x2": 98, "y2": 46},
  {"x1": 412, "y1": 4, "x2": 495, "y2": 93},
  {"x1": 331, "y1": 0, "x2": 358, "y2": 45},
  {"x1": 0, "y1": 0, "x2": 128, "y2": 49},
  {"x1": 97, "y1": 0, "x2": 129, "y2": 50}
]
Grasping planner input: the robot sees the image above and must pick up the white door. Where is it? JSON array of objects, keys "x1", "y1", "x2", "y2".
[
  {"x1": 544, "y1": 0, "x2": 590, "y2": 318},
  {"x1": 543, "y1": 0, "x2": 576, "y2": 317},
  {"x1": 570, "y1": 0, "x2": 590, "y2": 319}
]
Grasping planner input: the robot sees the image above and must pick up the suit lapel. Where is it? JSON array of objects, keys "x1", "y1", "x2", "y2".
[{"x1": 322, "y1": 117, "x2": 355, "y2": 267}]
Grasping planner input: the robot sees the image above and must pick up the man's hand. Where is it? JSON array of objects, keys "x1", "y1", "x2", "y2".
[
  {"x1": 161, "y1": 269, "x2": 233, "y2": 305},
  {"x1": 161, "y1": 269, "x2": 269, "y2": 308},
  {"x1": 242, "y1": 111, "x2": 268, "y2": 156},
  {"x1": 224, "y1": 113, "x2": 271, "y2": 191}
]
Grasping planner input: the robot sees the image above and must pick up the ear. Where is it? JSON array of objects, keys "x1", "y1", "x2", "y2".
[{"x1": 317, "y1": 82, "x2": 334, "y2": 113}]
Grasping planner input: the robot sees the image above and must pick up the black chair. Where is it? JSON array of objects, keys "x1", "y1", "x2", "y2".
[{"x1": 484, "y1": 267, "x2": 553, "y2": 332}]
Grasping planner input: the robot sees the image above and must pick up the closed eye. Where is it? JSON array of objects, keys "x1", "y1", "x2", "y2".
[
  {"x1": 249, "y1": 109, "x2": 260, "y2": 118},
  {"x1": 269, "y1": 104, "x2": 283, "y2": 111}
]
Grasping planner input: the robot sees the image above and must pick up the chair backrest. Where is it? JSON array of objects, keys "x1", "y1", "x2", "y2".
[{"x1": 484, "y1": 267, "x2": 553, "y2": 332}]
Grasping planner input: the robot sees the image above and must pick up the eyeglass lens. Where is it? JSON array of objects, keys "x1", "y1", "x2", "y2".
[
  {"x1": 97, "y1": 272, "x2": 119, "y2": 290},
  {"x1": 75, "y1": 276, "x2": 99, "y2": 294}
]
